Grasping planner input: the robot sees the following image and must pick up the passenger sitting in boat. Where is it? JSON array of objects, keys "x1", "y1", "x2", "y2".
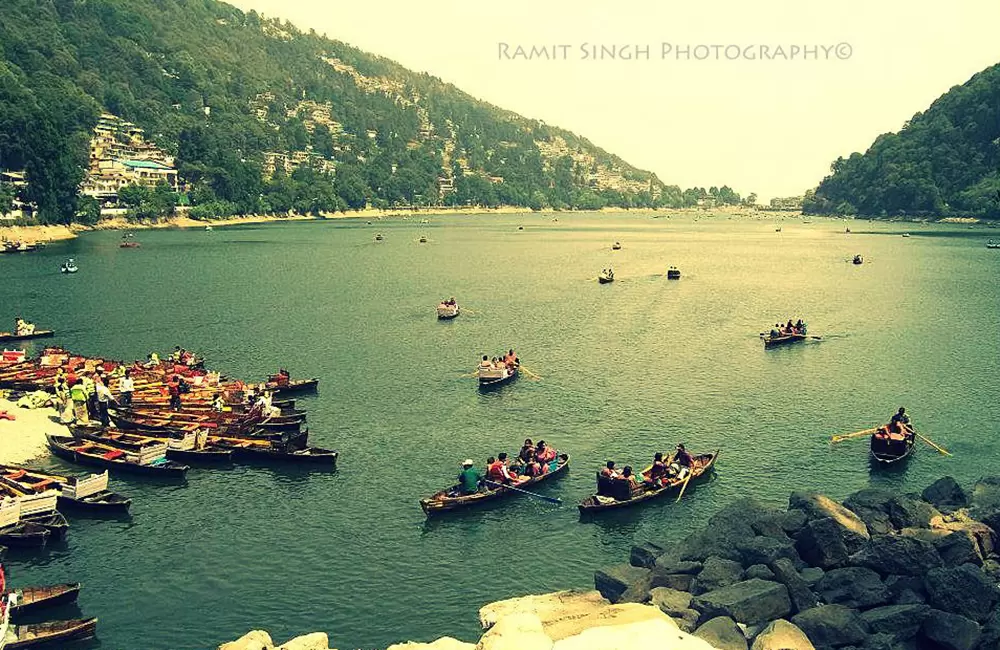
[
  {"x1": 146, "y1": 351, "x2": 160, "y2": 367},
  {"x1": 646, "y1": 452, "x2": 668, "y2": 487},
  {"x1": 600, "y1": 460, "x2": 621, "y2": 479},
  {"x1": 14, "y1": 317, "x2": 33, "y2": 336},
  {"x1": 620, "y1": 466, "x2": 642, "y2": 492},
  {"x1": 887, "y1": 407, "x2": 910, "y2": 434},
  {"x1": 275, "y1": 368, "x2": 290, "y2": 386},
  {"x1": 487, "y1": 454, "x2": 517, "y2": 485},
  {"x1": 523, "y1": 450, "x2": 543, "y2": 477},
  {"x1": 213, "y1": 395, "x2": 225, "y2": 412},
  {"x1": 535, "y1": 440, "x2": 556, "y2": 467},
  {"x1": 457, "y1": 459, "x2": 483, "y2": 495},
  {"x1": 504, "y1": 349, "x2": 517, "y2": 366},
  {"x1": 518, "y1": 438, "x2": 534, "y2": 464},
  {"x1": 479, "y1": 355, "x2": 492, "y2": 370},
  {"x1": 795, "y1": 319, "x2": 804, "y2": 331},
  {"x1": 769, "y1": 327, "x2": 780, "y2": 338},
  {"x1": 668, "y1": 444, "x2": 693, "y2": 479}
]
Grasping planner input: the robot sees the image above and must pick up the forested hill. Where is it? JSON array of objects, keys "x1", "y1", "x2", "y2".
[
  {"x1": 803, "y1": 63, "x2": 1000, "y2": 219},
  {"x1": 0, "y1": 0, "x2": 687, "y2": 222}
]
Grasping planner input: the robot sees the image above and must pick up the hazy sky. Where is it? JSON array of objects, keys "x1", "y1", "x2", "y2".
[{"x1": 229, "y1": 0, "x2": 1000, "y2": 201}]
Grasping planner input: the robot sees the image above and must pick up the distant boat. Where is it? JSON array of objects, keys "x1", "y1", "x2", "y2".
[
  {"x1": 667, "y1": 266, "x2": 681, "y2": 280},
  {"x1": 420, "y1": 219, "x2": 429, "y2": 224},
  {"x1": 204, "y1": 225, "x2": 213, "y2": 231},
  {"x1": 418, "y1": 235, "x2": 428, "y2": 243},
  {"x1": 775, "y1": 227, "x2": 782, "y2": 232},
  {"x1": 517, "y1": 226, "x2": 524, "y2": 231},
  {"x1": 437, "y1": 300, "x2": 460, "y2": 320},
  {"x1": 612, "y1": 242, "x2": 622, "y2": 250},
  {"x1": 60, "y1": 259, "x2": 78, "y2": 274},
  {"x1": 374, "y1": 233, "x2": 384, "y2": 242},
  {"x1": 853, "y1": 255, "x2": 863, "y2": 265},
  {"x1": 119, "y1": 233, "x2": 140, "y2": 248},
  {"x1": 902, "y1": 233, "x2": 910, "y2": 238},
  {"x1": 987, "y1": 240, "x2": 999, "y2": 249},
  {"x1": 598, "y1": 269, "x2": 614, "y2": 284}
]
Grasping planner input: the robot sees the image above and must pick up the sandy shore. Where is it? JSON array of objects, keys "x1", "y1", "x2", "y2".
[
  {"x1": 0, "y1": 397, "x2": 66, "y2": 465},
  {"x1": 0, "y1": 224, "x2": 80, "y2": 244}
]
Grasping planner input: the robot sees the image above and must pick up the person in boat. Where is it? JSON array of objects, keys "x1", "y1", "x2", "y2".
[
  {"x1": 167, "y1": 376, "x2": 182, "y2": 411},
  {"x1": 646, "y1": 452, "x2": 668, "y2": 487},
  {"x1": 888, "y1": 407, "x2": 911, "y2": 435},
  {"x1": 276, "y1": 368, "x2": 291, "y2": 386},
  {"x1": 180, "y1": 349, "x2": 195, "y2": 366},
  {"x1": 14, "y1": 317, "x2": 33, "y2": 336},
  {"x1": 118, "y1": 368, "x2": 134, "y2": 407},
  {"x1": 147, "y1": 351, "x2": 160, "y2": 367},
  {"x1": 94, "y1": 377, "x2": 115, "y2": 428},
  {"x1": 668, "y1": 444, "x2": 694, "y2": 479},
  {"x1": 479, "y1": 355, "x2": 492, "y2": 371},
  {"x1": 620, "y1": 466, "x2": 641, "y2": 492},
  {"x1": 456, "y1": 459, "x2": 484, "y2": 495},
  {"x1": 769, "y1": 326, "x2": 780, "y2": 338},
  {"x1": 518, "y1": 438, "x2": 535, "y2": 464},
  {"x1": 487, "y1": 453, "x2": 518, "y2": 485},
  {"x1": 785, "y1": 319, "x2": 795, "y2": 333},
  {"x1": 504, "y1": 349, "x2": 517, "y2": 367},
  {"x1": 600, "y1": 460, "x2": 621, "y2": 479},
  {"x1": 522, "y1": 449, "x2": 544, "y2": 477},
  {"x1": 535, "y1": 440, "x2": 556, "y2": 468},
  {"x1": 795, "y1": 319, "x2": 804, "y2": 332}
]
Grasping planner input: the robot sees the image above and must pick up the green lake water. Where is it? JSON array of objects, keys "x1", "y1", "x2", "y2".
[{"x1": 1, "y1": 213, "x2": 998, "y2": 649}]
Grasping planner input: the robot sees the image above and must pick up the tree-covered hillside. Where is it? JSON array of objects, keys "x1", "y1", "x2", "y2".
[
  {"x1": 804, "y1": 63, "x2": 1000, "y2": 219},
  {"x1": 0, "y1": 0, "x2": 696, "y2": 222}
]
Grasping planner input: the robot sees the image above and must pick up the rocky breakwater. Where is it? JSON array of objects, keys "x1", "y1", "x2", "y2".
[{"x1": 601, "y1": 476, "x2": 1000, "y2": 650}]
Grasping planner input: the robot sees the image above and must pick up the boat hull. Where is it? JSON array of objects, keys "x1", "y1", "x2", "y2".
[
  {"x1": 5, "y1": 617, "x2": 98, "y2": 648},
  {"x1": 421, "y1": 454, "x2": 569, "y2": 515},
  {"x1": 47, "y1": 435, "x2": 189, "y2": 478},
  {"x1": 8, "y1": 583, "x2": 81, "y2": 618},
  {"x1": 762, "y1": 334, "x2": 807, "y2": 348},
  {"x1": 869, "y1": 431, "x2": 915, "y2": 465},
  {"x1": 478, "y1": 366, "x2": 517, "y2": 388},
  {"x1": 578, "y1": 451, "x2": 719, "y2": 513},
  {"x1": 0, "y1": 331, "x2": 55, "y2": 343}
]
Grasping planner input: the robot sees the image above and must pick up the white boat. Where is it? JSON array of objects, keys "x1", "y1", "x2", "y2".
[
  {"x1": 612, "y1": 242, "x2": 622, "y2": 250},
  {"x1": 418, "y1": 235, "x2": 428, "y2": 243},
  {"x1": 205, "y1": 225, "x2": 213, "y2": 231},
  {"x1": 987, "y1": 240, "x2": 999, "y2": 249},
  {"x1": 60, "y1": 259, "x2": 78, "y2": 274},
  {"x1": 436, "y1": 302, "x2": 459, "y2": 319},
  {"x1": 902, "y1": 233, "x2": 910, "y2": 238},
  {"x1": 598, "y1": 270, "x2": 614, "y2": 283},
  {"x1": 478, "y1": 363, "x2": 517, "y2": 387},
  {"x1": 374, "y1": 233, "x2": 384, "y2": 242}
]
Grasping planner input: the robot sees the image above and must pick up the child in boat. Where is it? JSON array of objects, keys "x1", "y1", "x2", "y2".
[{"x1": 535, "y1": 440, "x2": 556, "y2": 470}]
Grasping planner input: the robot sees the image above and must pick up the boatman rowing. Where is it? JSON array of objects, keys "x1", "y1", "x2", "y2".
[{"x1": 887, "y1": 407, "x2": 911, "y2": 434}]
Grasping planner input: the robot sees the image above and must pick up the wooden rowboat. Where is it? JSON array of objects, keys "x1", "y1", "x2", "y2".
[
  {"x1": 5, "y1": 583, "x2": 81, "y2": 618},
  {"x1": 478, "y1": 364, "x2": 518, "y2": 388},
  {"x1": 0, "y1": 522, "x2": 50, "y2": 548},
  {"x1": 421, "y1": 454, "x2": 569, "y2": 515},
  {"x1": 71, "y1": 426, "x2": 233, "y2": 464},
  {"x1": 0, "y1": 331, "x2": 54, "y2": 343},
  {"x1": 598, "y1": 271, "x2": 614, "y2": 283},
  {"x1": 3, "y1": 617, "x2": 97, "y2": 648},
  {"x1": 47, "y1": 435, "x2": 189, "y2": 478},
  {"x1": 869, "y1": 427, "x2": 915, "y2": 465},
  {"x1": 578, "y1": 451, "x2": 718, "y2": 513},
  {"x1": 265, "y1": 378, "x2": 319, "y2": 396},
  {"x1": 762, "y1": 333, "x2": 807, "y2": 348},
  {"x1": 0, "y1": 466, "x2": 131, "y2": 514}
]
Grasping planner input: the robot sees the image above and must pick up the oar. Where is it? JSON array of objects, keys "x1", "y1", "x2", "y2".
[
  {"x1": 915, "y1": 431, "x2": 952, "y2": 456},
  {"x1": 459, "y1": 370, "x2": 479, "y2": 379},
  {"x1": 484, "y1": 480, "x2": 562, "y2": 504},
  {"x1": 519, "y1": 366, "x2": 542, "y2": 380},
  {"x1": 675, "y1": 470, "x2": 693, "y2": 502},
  {"x1": 831, "y1": 427, "x2": 878, "y2": 443}
]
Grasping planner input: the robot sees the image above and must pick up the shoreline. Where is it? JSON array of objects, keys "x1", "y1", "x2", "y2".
[
  {"x1": 0, "y1": 397, "x2": 67, "y2": 465},
  {"x1": 4, "y1": 207, "x2": 996, "y2": 246}
]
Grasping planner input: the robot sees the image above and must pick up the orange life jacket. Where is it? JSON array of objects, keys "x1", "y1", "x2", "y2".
[{"x1": 487, "y1": 461, "x2": 505, "y2": 481}]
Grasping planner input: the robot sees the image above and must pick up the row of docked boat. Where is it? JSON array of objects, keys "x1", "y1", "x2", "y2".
[
  {"x1": 419, "y1": 447, "x2": 719, "y2": 516},
  {"x1": 0, "y1": 570, "x2": 97, "y2": 649}
]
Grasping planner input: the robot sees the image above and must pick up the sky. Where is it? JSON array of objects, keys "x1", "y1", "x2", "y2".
[{"x1": 228, "y1": 0, "x2": 1000, "y2": 201}]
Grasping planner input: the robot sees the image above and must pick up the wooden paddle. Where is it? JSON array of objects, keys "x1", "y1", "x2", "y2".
[
  {"x1": 831, "y1": 427, "x2": 878, "y2": 443},
  {"x1": 519, "y1": 366, "x2": 542, "y2": 380},
  {"x1": 675, "y1": 470, "x2": 694, "y2": 502},
  {"x1": 483, "y1": 479, "x2": 562, "y2": 504},
  {"x1": 915, "y1": 432, "x2": 952, "y2": 456}
]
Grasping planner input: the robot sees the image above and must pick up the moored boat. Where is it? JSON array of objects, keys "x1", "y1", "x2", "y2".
[
  {"x1": 266, "y1": 377, "x2": 319, "y2": 396},
  {"x1": 71, "y1": 426, "x2": 232, "y2": 464},
  {"x1": 0, "y1": 331, "x2": 54, "y2": 344},
  {"x1": 578, "y1": 451, "x2": 718, "y2": 513},
  {"x1": 0, "y1": 499, "x2": 49, "y2": 548},
  {"x1": 421, "y1": 454, "x2": 569, "y2": 515},
  {"x1": 46, "y1": 435, "x2": 189, "y2": 478},
  {"x1": 5, "y1": 583, "x2": 81, "y2": 618},
  {"x1": 869, "y1": 426, "x2": 915, "y2": 465},
  {"x1": 0, "y1": 466, "x2": 131, "y2": 514},
  {"x1": 2, "y1": 617, "x2": 98, "y2": 648}
]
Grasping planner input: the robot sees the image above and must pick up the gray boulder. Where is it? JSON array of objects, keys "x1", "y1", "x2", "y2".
[
  {"x1": 680, "y1": 499, "x2": 776, "y2": 562},
  {"x1": 922, "y1": 477, "x2": 968, "y2": 512},
  {"x1": 923, "y1": 564, "x2": 999, "y2": 622},
  {"x1": 737, "y1": 536, "x2": 802, "y2": 569},
  {"x1": 886, "y1": 495, "x2": 939, "y2": 530},
  {"x1": 859, "y1": 604, "x2": 930, "y2": 640},
  {"x1": 745, "y1": 564, "x2": 776, "y2": 581},
  {"x1": 651, "y1": 571, "x2": 694, "y2": 592},
  {"x1": 671, "y1": 608, "x2": 700, "y2": 633},
  {"x1": 770, "y1": 558, "x2": 820, "y2": 614},
  {"x1": 594, "y1": 564, "x2": 650, "y2": 603},
  {"x1": 694, "y1": 616, "x2": 748, "y2": 650},
  {"x1": 843, "y1": 489, "x2": 897, "y2": 535},
  {"x1": 884, "y1": 575, "x2": 926, "y2": 605},
  {"x1": 978, "y1": 607, "x2": 1000, "y2": 650},
  {"x1": 934, "y1": 530, "x2": 983, "y2": 567},
  {"x1": 692, "y1": 556, "x2": 745, "y2": 596},
  {"x1": 849, "y1": 535, "x2": 943, "y2": 577},
  {"x1": 691, "y1": 579, "x2": 792, "y2": 626},
  {"x1": 815, "y1": 566, "x2": 890, "y2": 610},
  {"x1": 654, "y1": 557, "x2": 703, "y2": 575},
  {"x1": 800, "y1": 567, "x2": 825, "y2": 587},
  {"x1": 750, "y1": 619, "x2": 816, "y2": 650},
  {"x1": 789, "y1": 492, "x2": 871, "y2": 552},
  {"x1": 796, "y1": 518, "x2": 850, "y2": 569},
  {"x1": 970, "y1": 477, "x2": 1000, "y2": 515},
  {"x1": 920, "y1": 609, "x2": 981, "y2": 650},
  {"x1": 791, "y1": 604, "x2": 869, "y2": 647},
  {"x1": 650, "y1": 586, "x2": 692, "y2": 617},
  {"x1": 630, "y1": 541, "x2": 665, "y2": 568}
]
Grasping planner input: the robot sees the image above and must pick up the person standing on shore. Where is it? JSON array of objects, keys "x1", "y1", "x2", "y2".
[
  {"x1": 95, "y1": 377, "x2": 114, "y2": 428},
  {"x1": 69, "y1": 379, "x2": 89, "y2": 424},
  {"x1": 167, "y1": 376, "x2": 182, "y2": 411}
]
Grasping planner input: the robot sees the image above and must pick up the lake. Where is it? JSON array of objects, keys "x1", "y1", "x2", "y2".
[{"x1": 1, "y1": 212, "x2": 998, "y2": 649}]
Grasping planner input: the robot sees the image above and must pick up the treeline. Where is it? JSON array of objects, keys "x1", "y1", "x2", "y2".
[
  {"x1": 804, "y1": 63, "x2": 1000, "y2": 219},
  {"x1": 0, "y1": 0, "x2": 733, "y2": 224}
]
